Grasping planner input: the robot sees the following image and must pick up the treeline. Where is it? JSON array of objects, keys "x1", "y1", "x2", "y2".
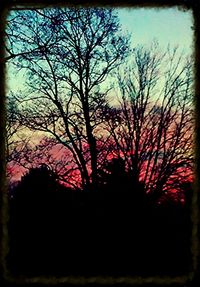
[{"x1": 7, "y1": 162, "x2": 192, "y2": 276}]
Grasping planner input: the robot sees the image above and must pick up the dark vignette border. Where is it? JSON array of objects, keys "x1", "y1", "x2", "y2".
[{"x1": 0, "y1": 0, "x2": 199, "y2": 286}]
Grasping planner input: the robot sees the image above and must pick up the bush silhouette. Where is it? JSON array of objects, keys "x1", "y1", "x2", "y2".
[
  {"x1": 7, "y1": 161, "x2": 192, "y2": 276},
  {"x1": 14, "y1": 164, "x2": 59, "y2": 196}
]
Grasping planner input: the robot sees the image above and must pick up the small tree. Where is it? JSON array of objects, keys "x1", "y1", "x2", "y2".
[{"x1": 14, "y1": 164, "x2": 59, "y2": 197}]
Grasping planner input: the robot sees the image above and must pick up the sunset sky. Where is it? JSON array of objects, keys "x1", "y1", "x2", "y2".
[{"x1": 6, "y1": 7, "x2": 194, "y2": 191}]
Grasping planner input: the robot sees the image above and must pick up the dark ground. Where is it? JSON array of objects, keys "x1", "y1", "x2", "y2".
[{"x1": 7, "y1": 187, "x2": 192, "y2": 277}]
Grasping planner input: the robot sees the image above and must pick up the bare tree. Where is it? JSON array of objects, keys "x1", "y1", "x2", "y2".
[
  {"x1": 13, "y1": 137, "x2": 83, "y2": 189},
  {"x1": 5, "y1": 92, "x2": 31, "y2": 180},
  {"x1": 6, "y1": 7, "x2": 130, "y2": 190},
  {"x1": 104, "y1": 44, "x2": 194, "y2": 201}
]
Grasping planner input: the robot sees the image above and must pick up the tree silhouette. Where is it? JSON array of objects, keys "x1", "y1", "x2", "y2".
[
  {"x1": 13, "y1": 164, "x2": 60, "y2": 199},
  {"x1": 6, "y1": 8, "x2": 130, "y2": 190},
  {"x1": 6, "y1": 10, "x2": 194, "y2": 204},
  {"x1": 104, "y1": 44, "x2": 194, "y2": 201},
  {"x1": 6, "y1": 93, "x2": 29, "y2": 178}
]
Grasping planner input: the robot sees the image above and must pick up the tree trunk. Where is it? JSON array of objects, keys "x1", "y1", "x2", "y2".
[{"x1": 82, "y1": 97, "x2": 98, "y2": 191}]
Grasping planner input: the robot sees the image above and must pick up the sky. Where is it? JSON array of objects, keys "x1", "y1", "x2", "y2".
[
  {"x1": 117, "y1": 7, "x2": 193, "y2": 52},
  {"x1": 7, "y1": 7, "x2": 194, "y2": 93},
  {"x1": 7, "y1": 7, "x2": 194, "y2": 188}
]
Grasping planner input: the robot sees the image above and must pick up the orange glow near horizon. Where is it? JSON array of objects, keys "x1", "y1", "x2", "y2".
[{"x1": 7, "y1": 135, "x2": 194, "y2": 199}]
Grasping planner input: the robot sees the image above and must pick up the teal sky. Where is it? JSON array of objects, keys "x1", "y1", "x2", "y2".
[
  {"x1": 7, "y1": 7, "x2": 193, "y2": 93},
  {"x1": 117, "y1": 7, "x2": 193, "y2": 52}
]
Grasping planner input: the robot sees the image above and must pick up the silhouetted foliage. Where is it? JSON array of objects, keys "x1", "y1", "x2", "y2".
[
  {"x1": 12, "y1": 164, "x2": 61, "y2": 198},
  {"x1": 7, "y1": 164, "x2": 192, "y2": 277}
]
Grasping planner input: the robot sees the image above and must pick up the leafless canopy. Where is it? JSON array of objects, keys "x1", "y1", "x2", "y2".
[{"x1": 6, "y1": 8, "x2": 194, "y2": 200}]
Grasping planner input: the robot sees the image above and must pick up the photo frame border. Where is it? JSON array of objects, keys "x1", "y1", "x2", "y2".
[{"x1": 0, "y1": 0, "x2": 199, "y2": 285}]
